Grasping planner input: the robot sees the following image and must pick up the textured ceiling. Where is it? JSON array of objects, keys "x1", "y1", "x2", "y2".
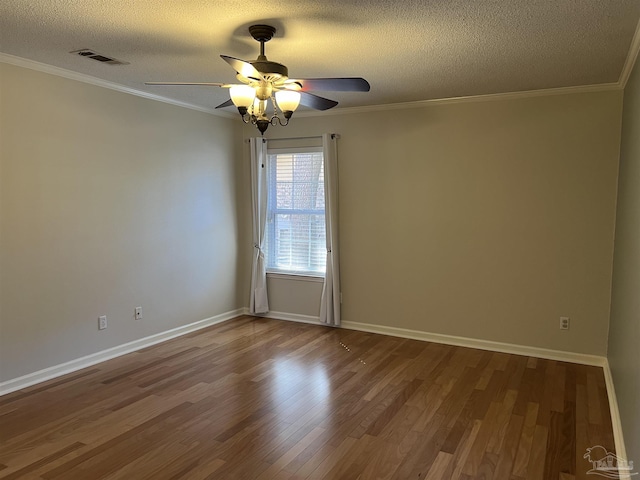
[{"x1": 1, "y1": 0, "x2": 640, "y2": 113}]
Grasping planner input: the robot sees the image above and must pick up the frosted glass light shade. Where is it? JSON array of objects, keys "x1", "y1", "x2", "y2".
[
  {"x1": 275, "y1": 90, "x2": 301, "y2": 112},
  {"x1": 230, "y1": 85, "x2": 256, "y2": 108}
]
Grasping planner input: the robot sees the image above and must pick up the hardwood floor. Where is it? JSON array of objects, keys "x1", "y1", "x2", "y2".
[{"x1": 0, "y1": 316, "x2": 616, "y2": 479}]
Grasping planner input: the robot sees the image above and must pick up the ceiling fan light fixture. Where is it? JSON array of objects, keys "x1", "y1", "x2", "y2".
[
  {"x1": 275, "y1": 90, "x2": 301, "y2": 114},
  {"x1": 256, "y1": 119, "x2": 270, "y2": 135},
  {"x1": 253, "y1": 98, "x2": 268, "y2": 116},
  {"x1": 229, "y1": 85, "x2": 256, "y2": 109},
  {"x1": 145, "y1": 24, "x2": 368, "y2": 135}
]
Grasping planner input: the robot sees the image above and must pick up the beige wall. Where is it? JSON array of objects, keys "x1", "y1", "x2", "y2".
[
  {"x1": 609, "y1": 54, "x2": 640, "y2": 464},
  {"x1": 0, "y1": 63, "x2": 243, "y2": 382},
  {"x1": 266, "y1": 276, "x2": 323, "y2": 318},
  {"x1": 246, "y1": 90, "x2": 622, "y2": 355}
]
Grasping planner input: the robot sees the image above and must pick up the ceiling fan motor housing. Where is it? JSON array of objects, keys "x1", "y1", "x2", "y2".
[
  {"x1": 254, "y1": 82, "x2": 273, "y2": 101},
  {"x1": 252, "y1": 60, "x2": 288, "y2": 81}
]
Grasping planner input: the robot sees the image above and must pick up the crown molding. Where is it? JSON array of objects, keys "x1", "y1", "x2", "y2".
[
  {"x1": 0, "y1": 52, "x2": 237, "y2": 118},
  {"x1": 620, "y1": 17, "x2": 640, "y2": 89},
  {"x1": 295, "y1": 82, "x2": 622, "y2": 118}
]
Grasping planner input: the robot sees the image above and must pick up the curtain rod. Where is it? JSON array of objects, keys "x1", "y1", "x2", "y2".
[{"x1": 244, "y1": 134, "x2": 339, "y2": 143}]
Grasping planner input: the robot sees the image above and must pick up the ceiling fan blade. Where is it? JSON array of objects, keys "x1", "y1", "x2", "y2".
[
  {"x1": 288, "y1": 78, "x2": 370, "y2": 92},
  {"x1": 220, "y1": 55, "x2": 264, "y2": 81},
  {"x1": 145, "y1": 82, "x2": 228, "y2": 86},
  {"x1": 215, "y1": 99, "x2": 235, "y2": 109},
  {"x1": 299, "y1": 92, "x2": 338, "y2": 111}
]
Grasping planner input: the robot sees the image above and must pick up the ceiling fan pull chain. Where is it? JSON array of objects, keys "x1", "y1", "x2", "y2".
[{"x1": 269, "y1": 96, "x2": 283, "y2": 126}]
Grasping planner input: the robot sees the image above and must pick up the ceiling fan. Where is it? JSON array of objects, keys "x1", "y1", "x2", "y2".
[{"x1": 146, "y1": 24, "x2": 370, "y2": 134}]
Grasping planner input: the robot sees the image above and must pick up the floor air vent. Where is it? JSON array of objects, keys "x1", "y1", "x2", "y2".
[{"x1": 70, "y1": 49, "x2": 129, "y2": 65}]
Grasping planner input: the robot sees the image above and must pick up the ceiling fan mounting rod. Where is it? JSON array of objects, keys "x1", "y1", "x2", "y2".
[{"x1": 249, "y1": 24, "x2": 276, "y2": 60}]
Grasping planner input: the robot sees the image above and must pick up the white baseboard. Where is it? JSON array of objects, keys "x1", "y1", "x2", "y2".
[
  {"x1": 0, "y1": 308, "x2": 244, "y2": 396},
  {"x1": 341, "y1": 320, "x2": 607, "y2": 366},
  {"x1": 602, "y1": 361, "x2": 632, "y2": 480},
  {"x1": 256, "y1": 310, "x2": 324, "y2": 326},
  {"x1": 253, "y1": 312, "x2": 607, "y2": 366}
]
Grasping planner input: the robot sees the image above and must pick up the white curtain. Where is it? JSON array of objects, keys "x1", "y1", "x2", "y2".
[
  {"x1": 249, "y1": 137, "x2": 269, "y2": 314},
  {"x1": 320, "y1": 133, "x2": 341, "y2": 326}
]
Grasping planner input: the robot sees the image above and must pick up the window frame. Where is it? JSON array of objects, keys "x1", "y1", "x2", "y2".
[{"x1": 265, "y1": 145, "x2": 326, "y2": 279}]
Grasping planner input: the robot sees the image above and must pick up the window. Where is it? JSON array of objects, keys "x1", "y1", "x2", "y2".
[{"x1": 265, "y1": 147, "x2": 326, "y2": 276}]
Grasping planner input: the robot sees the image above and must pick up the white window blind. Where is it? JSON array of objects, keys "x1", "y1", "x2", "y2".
[{"x1": 265, "y1": 147, "x2": 326, "y2": 276}]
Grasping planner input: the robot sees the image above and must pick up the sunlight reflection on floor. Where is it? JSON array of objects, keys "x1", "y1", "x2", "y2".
[{"x1": 271, "y1": 358, "x2": 330, "y2": 407}]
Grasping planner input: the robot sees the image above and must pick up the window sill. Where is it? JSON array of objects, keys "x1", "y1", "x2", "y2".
[{"x1": 266, "y1": 272, "x2": 325, "y2": 283}]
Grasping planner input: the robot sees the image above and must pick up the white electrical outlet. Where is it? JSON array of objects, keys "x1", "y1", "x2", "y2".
[
  {"x1": 560, "y1": 317, "x2": 570, "y2": 330},
  {"x1": 98, "y1": 315, "x2": 107, "y2": 330},
  {"x1": 135, "y1": 307, "x2": 142, "y2": 320}
]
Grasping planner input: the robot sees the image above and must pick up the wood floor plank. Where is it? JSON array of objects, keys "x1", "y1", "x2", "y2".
[
  {"x1": 493, "y1": 413, "x2": 525, "y2": 478},
  {"x1": 0, "y1": 316, "x2": 617, "y2": 480},
  {"x1": 472, "y1": 369, "x2": 506, "y2": 420},
  {"x1": 0, "y1": 442, "x2": 86, "y2": 480},
  {"x1": 450, "y1": 419, "x2": 482, "y2": 480},
  {"x1": 318, "y1": 433, "x2": 376, "y2": 479},
  {"x1": 527, "y1": 424, "x2": 549, "y2": 480},
  {"x1": 586, "y1": 372, "x2": 603, "y2": 425},
  {"x1": 552, "y1": 364, "x2": 567, "y2": 413},
  {"x1": 486, "y1": 389, "x2": 518, "y2": 454},
  {"x1": 440, "y1": 368, "x2": 482, "y2": 453},
  {"x1": 424, "y1": 451, "x2": 454, "y2": 479},
  {"x1": 462, "y1": 401, "x2": 503, "y2": 476},
  {"x1": 513, "y1": 364, "x2": 535, "y2": 416},
  {"x1": 391, "y1": 419, "x2": 450, "y2": 479},
  {"x1": 536, "y1": 360, "x2": 556, "y2": 427},
  {"x1": 512, "y1": 402, "x2": 539, "y2": 477},
  {"x1": 303, "y1": 435, "x2": 357, "y2": 479},
  {"x1": 256, "y1": 427, "x2": 326, "y2": 480}
]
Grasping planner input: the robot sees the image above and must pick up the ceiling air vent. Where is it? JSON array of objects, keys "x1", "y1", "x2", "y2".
[{"x1": 70, "y1": 49, "x2": 129, "y2": 65}]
